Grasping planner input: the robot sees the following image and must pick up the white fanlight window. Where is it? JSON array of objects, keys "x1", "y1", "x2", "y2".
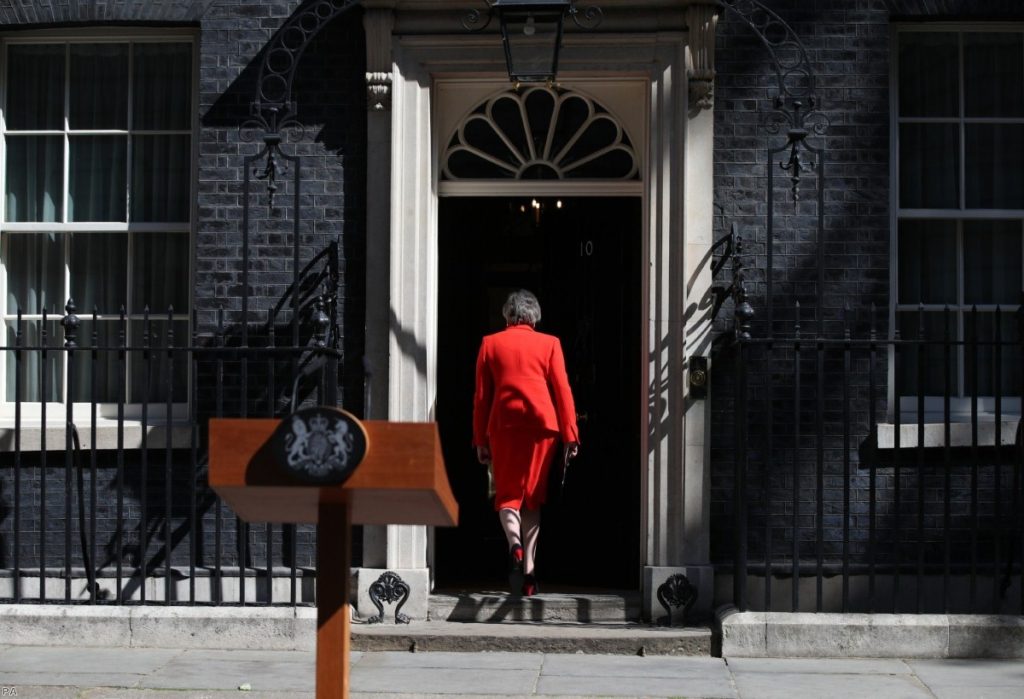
[
  {"x1": 441, "y1": 85, "x2": 639, "y2": 181},
  {"x1": 0, "y1": 34, "x2": 195, "y2": 407}
]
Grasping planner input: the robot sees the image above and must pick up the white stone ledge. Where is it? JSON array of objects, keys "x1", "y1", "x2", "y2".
[
  {"x1": 717, "y1": 606, "x2": 1024, "y2": 658},
  {"x1": 0, "y1": 420, "x2": 194, "y2": 451},
  {"x1": 877, "y1": 420, "x2": 1019, "y2": 449},
  {"x1": 0, "y1": 604, "x2": 317, "y2": 650}
]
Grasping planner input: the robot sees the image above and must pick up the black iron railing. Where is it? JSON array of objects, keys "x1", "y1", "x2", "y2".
[
  {"x1": 0, "y1": 299, "x2": 341, "y2": 606},
  {"x1": 727, "y1": 302, "x2": 1024, "y2": 614}
]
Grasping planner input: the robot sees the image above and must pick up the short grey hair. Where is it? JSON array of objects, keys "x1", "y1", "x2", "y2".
[{"x1": 502, "y1": 289, "x2": 542, "y2": 326}]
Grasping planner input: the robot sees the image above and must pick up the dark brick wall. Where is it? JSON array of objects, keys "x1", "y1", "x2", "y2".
[
  {"x1": 0, "y1": 0, "x2": 367, "y2": 579},
  {"x1": 709, "y1": 0, "x2": 1024, "y2": 602},
  {"x1": 0, "y1": 0, "x2": 218, "y2": 25}
]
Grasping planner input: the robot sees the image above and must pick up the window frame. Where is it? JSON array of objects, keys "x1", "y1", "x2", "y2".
[
  {"x1": 0, "y1": 28, "x2": 198, "y2": 419},
  {"x1": 889, "y1": 22, "x2": 1024, "y2": 422}
]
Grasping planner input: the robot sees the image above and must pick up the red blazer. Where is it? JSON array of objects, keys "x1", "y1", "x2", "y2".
[{"x1": 473, "y1": 324, "x2": 579, "y2": 447}]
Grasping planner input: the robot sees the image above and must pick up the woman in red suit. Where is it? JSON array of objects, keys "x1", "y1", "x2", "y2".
[{"x1": 473, "y1": 289, "x2": 579, "y2": 596}]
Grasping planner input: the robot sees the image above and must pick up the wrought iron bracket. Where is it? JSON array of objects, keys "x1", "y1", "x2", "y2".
[
  {"x1": 714, "y1": 0, "x2": 829, "y2": 201},
  {"x1": 656, "y1": 574, "x2": 698, "y2": 626},
  {"x1": 241, "y1": 0, "x2": 359, "y2": 200},
  {"x1": 367, "y1": 570, "x2": 412, "y2": 624},
  {"x1": 708, "y1": 226, "x2": 736, "y2": 324},
  {"x1": 462, "y1": 1, "x2": 604, "y2": 33},
  {"x1": 709, "y1": 224, "x2": 755, "y2": 342}
]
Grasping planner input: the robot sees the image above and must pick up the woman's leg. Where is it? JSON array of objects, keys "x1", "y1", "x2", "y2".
[
  {"x1": 521, "y1": 507, "x2": 541, "y2": 575},
  {"x1": 498, "y1": 507, "x2": 522, "y2": 551}
]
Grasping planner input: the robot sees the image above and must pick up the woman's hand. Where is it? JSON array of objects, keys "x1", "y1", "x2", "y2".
[
  {"x1": 563, "y1": 441, "x2": 579, "y2": 462},
  {"x1": 476, "y1": 445, "x2": 492, "y2": 465}
]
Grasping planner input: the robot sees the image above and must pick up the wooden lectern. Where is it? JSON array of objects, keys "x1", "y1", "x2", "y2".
[{"x1": 208, "y1": 417, "x2": 458, "y2": 699}]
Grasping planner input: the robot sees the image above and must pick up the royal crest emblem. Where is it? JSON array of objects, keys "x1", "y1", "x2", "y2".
[{"x1": 272, "y1": 407, "x2": 369, "y2": 484}]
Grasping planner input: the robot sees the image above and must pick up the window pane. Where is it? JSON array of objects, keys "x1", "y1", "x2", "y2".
[
  {"x1": 964, "y1": 220, "x2": 1021, "y2": 305},
  {"x1": 967, "y1": 311, "x2": 1022, "y2": 398},
  {"x1": 899, "y1": 124, "x2": 959, "y2": 209},
  {"x1": 4, "y1": 136, "x2": 63, "y2": 222},
  {"x1": 5, "y1": 320, "x2": 62, "y2": 402},
  {"x1": 131, "y1": 135, "x2": 191, "y2": 222},
  {"x1": 5, "y1": 44, "x2": 64, "y2": 130},
  {"x1": 897, "y1": 311, "x2": 956, "y2": 397},
  {"x1": 69, "y1": 233, "x2": 127, "y2": 314},
  {"x1": 69, "y1": 44, "x2": 128, "y2": 129},
  {"x1": 4, "y1": 233, "x2": 64, "y2": 315},
  {"x1": 70, "y1": 320, "x2": 123, "y2": 403},
  {"x1": 133, "y1": 43, "x2": 192, "y2": 130},
  {"x1": 68, "y1": 136, "x2": 127, "y2": 222},
  {"x1": 898, "y1": 220, "x2": 956, "y2": 304},
  {"x1": 965, "y1": 33, "x2": 1024, "y2": 118},
  {"x1": 965, "y1": 124, "x2": 1024, "y2": 209},
  {"x1": 899, "y1": 32, "x2": 959, "y2": 117},
  {"x1": 129, "y1": 320, "x2": 188, "y2": 403},
  {"x1": 131, "y1": 234, "x2": 189, "y2": 314}
]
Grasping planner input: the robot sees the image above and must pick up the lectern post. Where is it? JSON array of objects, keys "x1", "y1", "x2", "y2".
[
  {"x1": 208, "y1": 416, "x2": 458, "y2": 699},
  {"x1": 317, "y1": 503, "x2": 351, "y2": 699}
]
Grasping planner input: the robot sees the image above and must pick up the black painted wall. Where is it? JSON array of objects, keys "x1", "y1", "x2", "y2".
[
  {"x1": 709, "y1": 0, "x2": 1024, "y2": 608},
  {"x1": 0, "y1": 0, "x2": 367, "y2": 579}
]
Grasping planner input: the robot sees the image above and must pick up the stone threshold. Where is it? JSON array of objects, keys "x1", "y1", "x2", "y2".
[{"x1": 716, "y1": 605, "x2": 1024, "y2": 658}]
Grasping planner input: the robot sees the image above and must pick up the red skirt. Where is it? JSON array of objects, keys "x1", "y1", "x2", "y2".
[{"x1": 490, "y1": 426, "x2": 559, "y2": 511}]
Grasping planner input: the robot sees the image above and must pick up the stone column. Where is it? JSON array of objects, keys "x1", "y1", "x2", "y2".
[
  {"x1": 643, "y1": 1, "x2": 719, "y2": 624},
  {"x1": 355, "y1": 4, "x2": 432, "y2": 622}
]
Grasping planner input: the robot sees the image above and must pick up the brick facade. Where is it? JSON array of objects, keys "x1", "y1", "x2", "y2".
[
  {"x1": 0, "y1": 0, "x2": 367, "y2": 574},
  {"x1": 709, "y1": 0, "x2": 1024, "y2": 605}
]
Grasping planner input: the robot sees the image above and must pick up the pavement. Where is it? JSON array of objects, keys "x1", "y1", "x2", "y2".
[{"x1": 1, "y1": 645, "x2": 1023, "y2": 698}]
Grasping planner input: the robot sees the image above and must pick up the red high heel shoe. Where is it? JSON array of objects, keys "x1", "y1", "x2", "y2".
[
  {"x1": 522, "y1": 573, "x2": 539, "y2": 597},
  {"x1": 509, "y1": 544, "x2": 524, "y2": 593}
]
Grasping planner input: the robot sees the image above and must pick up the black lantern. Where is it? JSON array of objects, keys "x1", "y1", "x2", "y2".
[
  {"x1": 494, "y1": 0, "x2": 570, "y2": 84},
  {"x1": 464, "y1": 1, "x2": 602, "y2": 85}
]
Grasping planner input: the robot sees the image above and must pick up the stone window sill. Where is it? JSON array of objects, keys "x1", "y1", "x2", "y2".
[
  {"x1": 0, "y1": 419, "x2": 194, "y2": 452},
  {"x1": 877, "y1": 419, "x2": 1020, "y2": 449}
]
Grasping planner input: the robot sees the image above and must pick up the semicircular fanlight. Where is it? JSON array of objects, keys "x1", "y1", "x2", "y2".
[{"x1": 442, "y1": 86, "x2": 639, "y2": 181}]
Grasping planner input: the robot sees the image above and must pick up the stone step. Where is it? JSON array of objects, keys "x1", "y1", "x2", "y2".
[
  {"x1": 350, "y1": 591, "x2": 711, "y2": 656},
  {"x1": 428, "y1": 590, "x2": 641, "y2": 623},
  {"x1": 351, "y1": 619, "x2": 712, "y2": 656}
]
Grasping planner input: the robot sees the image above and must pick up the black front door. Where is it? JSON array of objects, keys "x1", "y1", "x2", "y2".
[{"x1": 435, "y1": 196, "x2": 641, "y2": 590}]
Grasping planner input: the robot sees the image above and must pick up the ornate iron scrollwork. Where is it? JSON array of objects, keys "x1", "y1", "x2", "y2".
[
  {"x1": 716, "y1": 0, "x2": 829, "y2": 200},
  {"x1": 462, "y1": 1, "x2": 603, "y2": 33},
  {"x1": 241, "y1": 0, "x2": 358, "y2": 201},
  {"x1": 657, "y1": 573, "x2": 698, "y2": 626},
  {"x1": 367, "y1": 571, "x2": 412, "y2": 624}
]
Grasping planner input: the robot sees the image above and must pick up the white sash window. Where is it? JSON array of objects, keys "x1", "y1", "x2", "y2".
[{"x1": 0, "y1": 33, "x2": 195, "y2": 409}]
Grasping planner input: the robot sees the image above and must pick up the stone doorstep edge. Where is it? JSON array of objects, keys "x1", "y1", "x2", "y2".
[
  {"x1": 715, "y1": 605, "x2": 1024, "y2": 659},
  {"x1": 351, "y1": 633, "x2": 710, "y2": 655}
]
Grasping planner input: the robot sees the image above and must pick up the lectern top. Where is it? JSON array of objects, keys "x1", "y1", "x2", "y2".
[{"x1": 208, "y1": 419, "x2": 458, "y2": 527}]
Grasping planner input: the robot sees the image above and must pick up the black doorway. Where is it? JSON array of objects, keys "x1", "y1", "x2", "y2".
[{"x1": 435, "y1": 196, "x2": 642, "y2": 591}]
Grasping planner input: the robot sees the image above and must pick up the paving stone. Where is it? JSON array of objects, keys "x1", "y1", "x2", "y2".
[
  {"x1": 0, "y1": 645, "x2": 180, "y2": 674},
  {"x1": 0, "y1": 672, "x2": 143, "y2": 688},
  {"x1": 537, "y1": 655, "x2": 735, "y2": 698},
  {"x1": 540, "y1": 653, "x2": 727, "y2": 679},
  {"x1": 0, "y1": 687, "x2": 81, "y2": 698},
  {"x1": 726, "y1": 657, "x2": 913, "y2": 674},
  {"x1": 907, "y1": 658, "x2": 1024, "y2": 689},
  {"x1": 356, "y1": 650, "x2": 544, "y2": 670},
  {"x1": 137, "y1": 651, "x2": 315, "y2": 692},
  {"x1": 536, "y1": 674, "x2": 736, "y2": 698},
  {"x1": 81, "y1": 692, "x2": 313, "y2": 699},
  {"x1": 730, "y1": 671, "x2": 933, "y2": 699},
  {"x1": 349, "y1": 666, "x2": 538, "y2": 695}
]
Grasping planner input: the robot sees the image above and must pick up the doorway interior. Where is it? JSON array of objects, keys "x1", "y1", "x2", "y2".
[{"x1": 435, "y1": 196, "x2": 642, "y2": 591}]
